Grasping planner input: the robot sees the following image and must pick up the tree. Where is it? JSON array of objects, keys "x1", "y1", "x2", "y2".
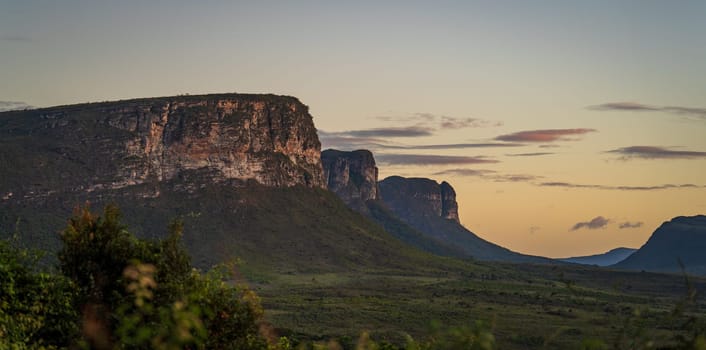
[{"x1": 57, "y1": 204, "x2": 267, "y2": 349}]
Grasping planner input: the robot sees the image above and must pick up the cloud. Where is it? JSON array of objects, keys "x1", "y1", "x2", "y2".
[
  {"x1": 571, "y1": 216, "x2": 610, "y2": 231},
  {"x1": 375, "y1": 154, "x2": 499, "y2": 166},
  {"x1": 591, "y1": 102, "x2": 706, "y2": 120},
  {"x1": 379, "y1": 142, "x2": 524, "y2": 150},
  {"x1": 432, "y1": 169, "x2": 497, "y2": 177},
  {"x1": 439, "y1": 116, "x2": 503, "y2": 129},
  {"x1": 539, "y1": 181, "x2": 701, "y2": 191},
  {"x1": 376, "y1": 112, "x2": 502, "y2": 129},
  {"x1": 335, "y1": 126, "x2": 434, "y2": 138},
  {"x1": 505, "y1": 152, "x2": 554, "y2": 157},
  {"x1": 432, "y1": 168, "x2": 540, "y2": 182},
  {"x1": 495, "y1": 129, "x2": 596, "y2": 143},
  {"x1": 619, "y1": 221, "x2": 643, "y2": 229},
  {"x1": 608, "y1": 146, "x2": 706, "y2": 160},
  {"x1": 0, "y1": 101, "x2": 33, "y2": 112}
]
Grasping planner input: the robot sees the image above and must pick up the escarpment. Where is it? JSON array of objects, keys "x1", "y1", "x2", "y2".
[
  {"x1": 321, "y1": 149, "x2": 379, "y2": 212},
  {"x1": 0, "y1": 93, "x2": 325, "y2": 201}
]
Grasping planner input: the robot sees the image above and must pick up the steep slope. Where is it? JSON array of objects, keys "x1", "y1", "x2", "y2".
[
  {"x1": 0, "y1": 94, "x2": 453, "y2": 272},
  {"x1": 321, "y1": 149, "x2": 378, "y2": 213},
  {"x1": 379, "y1": 176, "x2": 552, "y2": 263},
  {"x1": 321, "y1": 149, "x2": 468, "y2": 258},
  {"x1": 560, "y1": 247, "x2": 637, "y2": 266},
  {"x1": 613, "y1": 215, "x2": 706, "y2": 275}
]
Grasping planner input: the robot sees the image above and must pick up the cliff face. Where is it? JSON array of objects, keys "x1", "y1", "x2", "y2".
[
  {"x1": 378, "y1": 176, "x2": 459, "y2": 224},
  {"x1": 0, "y1": 93, "x2": 325, "y2": 201},
  {"x1": 613, "y1": 215, "x2": 706, "y2": 275},
  {"x1": 321, "y1": 149, "x2": 378, "y2": 211},
  {"x1": 378, "y1": 175, "x2": 551, "y2": 263}
]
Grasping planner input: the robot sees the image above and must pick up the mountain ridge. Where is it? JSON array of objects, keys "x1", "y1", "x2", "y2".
[{"x1": 612, "y1": 215, "x2": 706, "y2": 275}]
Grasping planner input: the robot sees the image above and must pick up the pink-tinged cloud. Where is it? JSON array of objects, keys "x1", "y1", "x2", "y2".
[
  {"x1": 571, "y1": 216, "x2": 610, "y2": 231},
  {"x1": 495, "y1": 129, "x2": 596, "y2": 143},
  {"x1": 608, "y1": 146, "x2": 706, "y2": 160}
]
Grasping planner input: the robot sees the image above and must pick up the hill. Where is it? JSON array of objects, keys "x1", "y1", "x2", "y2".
[
  {"x1": 560, "y1": 247, "x2": 637, "y2": 266},
  {"x1": 613, "y1": 215, "x2": 706, "y2": 275},
  {"x1": 378, "y1": 176, "x2": 553, "y2": 263}
]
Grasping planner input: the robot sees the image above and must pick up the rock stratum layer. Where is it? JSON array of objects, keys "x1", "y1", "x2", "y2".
[{"x1": 0, "y1": 93, "x2": 325, "y2": 202}]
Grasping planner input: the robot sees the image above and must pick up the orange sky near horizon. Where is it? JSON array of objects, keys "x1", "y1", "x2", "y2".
[{"x1": 2, "y1": 1, "x2": 705, "y2": 258}]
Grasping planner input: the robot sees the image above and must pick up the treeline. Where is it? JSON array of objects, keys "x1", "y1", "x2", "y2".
[
  {"x1": 2, "y1": 205, "x2": 705, "y2": 349},
  {"x1": 1, "y1": 205, "x2": 266, "y2": 349}
]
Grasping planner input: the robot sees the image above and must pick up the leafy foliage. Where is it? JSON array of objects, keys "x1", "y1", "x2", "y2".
[{"x1": 0, "y1": 236, "x2": 78, "y2": 349}]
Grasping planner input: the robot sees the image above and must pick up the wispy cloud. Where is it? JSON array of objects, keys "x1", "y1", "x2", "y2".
[
  {"x1": 376, "y1": 112, "x2": 502, "y2": 129},
  {"x1": 608, "y1": 146, "x2": 706, "y2": 160},
  {"x1": 334, "y1": 126, "x2": 434, "y2": 138},
  {"x1": 495, "y1": 129, "x2": 596, "y2": 143},
  {"x1": 432, "y1": 169, "x2": 497, "y2": 177},
  {"x1": 571, "y1": 216, "x2": 610, "y2": 231},
  {"x1": 590, "y1": 102, "x2": 706, "y2": 120},
  {"x1": 505, "y1": 152, "x2": 554, "y2": 157},
  {"x1": 619, "y1": 221, "x2": 643, "y2": 229},
  {"x1": 0, "y1": 101, "x2": 33, "y2": 112},
  {"x1": 432, "y1": 168, "x2": 540, "y2": 182},
  {"x1": 379, "y1": 142, "x2": 524, "y2": 150},
  {"x1": 376, "y1": 154, "x2": 499, "y2": 166},
  {"x1": 539, "y1": 181, "x2": 701, "y2": 191}
]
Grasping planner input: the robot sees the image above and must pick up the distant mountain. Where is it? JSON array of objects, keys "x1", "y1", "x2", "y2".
[
  {"x1": 612, "y1": 216, "x2": 706, "y2": 275},
  {"x1": 378, "y1": 176, "x2": 552, "y2": 263},
  {"x1": 560, "y1": 247, "x2": 637, "y2": 266},
  {"x1": 321, "y1": 149, "x2": 468, "y2": 258},
  {"x1": 0, "y1": 94, "x2": 458, "y2": 273}
]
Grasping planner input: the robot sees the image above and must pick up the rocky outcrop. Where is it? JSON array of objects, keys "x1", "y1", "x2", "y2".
[
  {"x1": 378, "y1": 176, "x2": 460, "y2": 224},
  {"x1": 440, "y1": 181, "x2": 459, "y2": 222},
  {"x1": 0, "y1": 93, "x2": 325, "y2": 200},
  {"x1": 613, "y1": 215, "x2": 706, "y2": 275},
  {"x1": 321, "y1": 149, "x2": 378, "y2": 211},
  {"x1": 378, "y1": 176, "x2": 552, "y2": 263}
]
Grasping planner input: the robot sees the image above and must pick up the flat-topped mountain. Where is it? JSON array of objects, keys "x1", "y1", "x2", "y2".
[
  {"x1": 320, "y1": 149, "x2": 552, "y2": 263},
  {"x1": 378, "y1": 176, "x2": 551, "y2": 263},
  {"x1": 613, "y1": 215, "x2": 706, "y2": 275},
  {"x1": 0, "y1": 94, "x2": 442, "y2": 270},
  {"x1": 0, "y1": 93, "x2": 324, "y2": 203},
  {"x1": 560, "y1": 247, "x2": 637, "y2": 266}
]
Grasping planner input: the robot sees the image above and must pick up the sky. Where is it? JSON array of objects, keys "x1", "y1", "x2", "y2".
[{"x1": 2, "y1": 1, "x2": 706, "y2": 258}]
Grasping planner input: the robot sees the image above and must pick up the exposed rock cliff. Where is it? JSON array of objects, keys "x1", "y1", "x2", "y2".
[
  {"x1": 321, "y1": 149, "x2": 378, "y2": 211},
  {"x1": 0, "y1": 93, "x2": 325, "y2": 201},
  {"x1": 378, "y1": 176, "x2": 552, "y2": 263},
  {"x1": 377, "y1": 176, "x2": 460, "y2": 224},
  {"x1": 613, "y1": 215, "x2": 706, "y2": 275}
]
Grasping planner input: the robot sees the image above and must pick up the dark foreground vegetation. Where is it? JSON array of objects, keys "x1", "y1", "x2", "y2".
[{"x1": 2, "y1": 206, "x2": 706, "y2": 349}]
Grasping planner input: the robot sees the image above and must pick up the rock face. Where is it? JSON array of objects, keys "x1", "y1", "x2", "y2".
[
  {"x1": 613, "y1": 215, "x2": 706, "y2": 275},
  {"x1": 0, "y1": 93, "x2": 325, "y2": 201},
  {"x1": 377, "y1": 176, "x2": 460, "y2": 224},
  {"x1": 440, "y1": 181, "x2": 460, "y2": 223},
  {"x1": 321, "y1": 149, "x2": 379, "y2": 211},
  {"x1": 378, "y1": 176, "x2": 551, "y2": 263}
]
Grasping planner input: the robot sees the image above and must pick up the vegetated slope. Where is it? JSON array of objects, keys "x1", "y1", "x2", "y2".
[
  {"x1": 560, "y1": 247, "x2": 637, "y2": 266},
  {"x1": 378, "y1": 176, "x2": 554, "y2": 263},
  {"x1": 321, "y1": 149, "x2": 469, "y2": 259},
  {"x1": 613, "y1": 215, "x2": 706, "y2": 275},
  {"x1": 0, "y1": 94, "x2": 467, "y2": 273}
]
